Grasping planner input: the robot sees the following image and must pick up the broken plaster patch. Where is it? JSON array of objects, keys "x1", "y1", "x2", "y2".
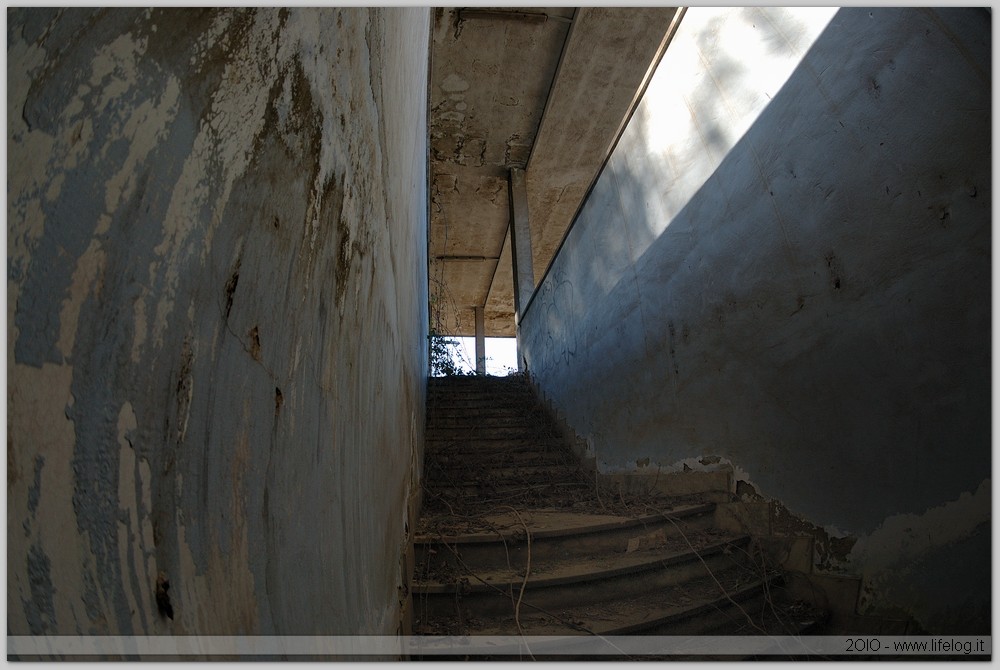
[
  {"x1": 151, "y1": 11, "x2": 283, "y2": 349},
  {"x1": 189, "y1": 11, "x2": 231, "y2": 69},
  {"x1": 103, "y1": 75, "x2": 181, "y2": 215},
  {"x1": 7, "y1": 35, "x2": 55, "y2": 295},
  {"x1": 56, "y1": 240, "x2": 107, "y2": 359},
  {"x1": 599, "y1": 454, "x2": 746, "y2": 479},
  {"x1": 846, "y1": 478, "x2": 991, "y2": 573},
  {"x1": 440, "y1": 73, "x2": 469, "y2": 93},
  {"x1": 847, "y1": 480, "x2": 991, "y2": 630},
  {"x1": 438, "y1": 110, "x2": 465, "y2": 124},
  {"x1": 24, "y1": 544, "x2": 56, "y2": 634},
  {"x1": 115, "y1": 400, "x2": 158, "y2": 635},
  {"x1": 8, "y1": 363, "x2": 99, "y2": 633},
  {"x1": 90, "y1": 33, "x2": 149, "y2": 111}
]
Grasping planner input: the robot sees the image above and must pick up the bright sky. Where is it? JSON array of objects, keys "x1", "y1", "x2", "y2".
[{"x1": 448, "y1": 337, "x2": 518, "y2": 376}]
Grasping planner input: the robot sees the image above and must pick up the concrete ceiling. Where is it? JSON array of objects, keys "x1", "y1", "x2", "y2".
[{"x1": 428, "y1": 7, "x2": 682, "y2": 337}]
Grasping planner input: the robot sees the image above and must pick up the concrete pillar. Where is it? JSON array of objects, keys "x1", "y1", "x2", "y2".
[
  {"x1": 509, "y1": 167, "x2": 535, "y2": 320},
  {"x1": 474, "y1": 305, "x2": 486, "y2": 375}
]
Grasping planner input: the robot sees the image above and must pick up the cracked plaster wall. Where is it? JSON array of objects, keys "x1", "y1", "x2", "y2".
[
  {"x1": 519, "y1": 7, "x2": 990, "y2": 633},
  {"x1": 8, "y1": 7, "x2": 429, "y2": 639}
]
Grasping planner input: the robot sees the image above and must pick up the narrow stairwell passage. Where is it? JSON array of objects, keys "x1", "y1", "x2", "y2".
[{"x1": 412, "y1": 375, "x2": 824, "y2": 655}]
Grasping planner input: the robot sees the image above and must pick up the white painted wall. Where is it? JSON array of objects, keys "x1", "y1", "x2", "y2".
[
  {"x1": 8, "y1": 7, "x2": 429, "y2": 640},
  {"x1": 519, "y1": 7, "x2": 990, "y2": 633}
]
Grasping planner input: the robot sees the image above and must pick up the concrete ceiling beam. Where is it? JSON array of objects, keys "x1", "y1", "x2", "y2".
[
  {"x1": 429, "y1": 7, "x2": 682, "y2": 337},
  {"x1": 525, "y1": 7, "x2": 684, "y2": 287}
]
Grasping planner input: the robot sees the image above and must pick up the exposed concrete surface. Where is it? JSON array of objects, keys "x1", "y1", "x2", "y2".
[
  {"x1": 849, "y1": 480, "x2": 991, "y2": 633},
  {"x1": 428, "y1": 8, "x2": 678, "y2": 337},
  {"x1": 518, "y1": 7, "x2": 990, "y2": 633},
  {"x1": 8, "y1": 7, "x2": 429, "y2": 638},
  {"x1": 428, "y1": 7, "x2": 572, "y2": 337},
  {"x1": 509, "y1": 167, "x2": 535, "y2": 317},
  {"x1": 524, "y1": 7, "x2": 681, "y2": 285}
]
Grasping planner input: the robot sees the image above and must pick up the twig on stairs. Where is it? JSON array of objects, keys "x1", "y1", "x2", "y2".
[
  {"x1": 429, "y1": 519, "x2": 638, "y2": 660},
  {"x1": 730, "y1": 535, "x2": 816, "y2": 639},
  {"x1": 642, "y1": 502, "x2": 770, "y2": 637},
  {"x1": 593, "y1": 470, "x2": 608, "y2": 512},
  {"x1": 421, "y1": 484, "x2": 457, "y2": 517},
  {"x1": 503, "y1": 506, "x2": 536, "y2": 661},
  {"x1": 431, "y1": 536, "x2": 585, "y2": 628}
]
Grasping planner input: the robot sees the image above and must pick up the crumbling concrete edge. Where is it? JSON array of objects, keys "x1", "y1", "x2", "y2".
[{"x1": 712, "y1": 477, "x2": 993, "y2": 635}]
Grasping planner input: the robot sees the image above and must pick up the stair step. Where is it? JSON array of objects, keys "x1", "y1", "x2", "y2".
[
  {"x1": 424, "y1": 455, "x2": 576, "y2": 470},
  {"x1": 637, "y1": 581, "x2": 782, "y2": 637},
  {"x1": 428, "y1": 389, "x2": 536, "y2": 401},
  {"x1": 424, "y1": 452, "x2": 579, "y2": 468},
  {"x1": 425, "y1": 424, "x2": 559, "y2": 442},
  {"x1": 425, "y1": 463, "x2": 576, "y2": 481},
  {"x1": 428, "y1": 402, "x2": 542, "y2": 414},
  {"x1": 426, "y1": 435, "x2": 569, "y2": 449},
  {"x1": 427, "y1": 415, "x2": 549, "y2": 429},
  {"x1": 427, "y1": 444, "x2": 572, "y2": 458},
  {"x1": 413, "y1": 534, "x2": 751, "y2": 619},
  {"x1": 426, "y1": 451, "x2": 574, "y2": 469},
  {"x1": 415, "y1": 567, "x2": 773, "y2": 638},
  {"x1": 428, "y1": 385, "x2": 533, "y2": 395},
  {"x1": 415, "y1": 504, "x2": 716, "y2": 571},
  {"x1": 681, "y1": 591, "x2": 825, "y2": 638},
  {"x1": 423, "y1": 477, "x2": 587, "y2": 489},
  {"x1": 428, "y1": 375, "x2": 527, "y2": 384},
  {"x1": 426, "y1": 390, "x2": 530, "y2": 399},
  {"x1": 428, "y1": 388, "x2": 534, "y2": 397},
  {"x1": 427, "y1": 402, "x2": 540, "y2": 414},
  {"x1": 424, "y1": 481, "x2": 592, "y2": 503},
  {"x1": 428, "y1": 392, "x2": 538, "y2": 402},
  {"x1": 425, "y1": 462, "x2": 581, "y2": 482},
  {"x1": 428, "y1": 381, "x2": 531, "y2": 390}
]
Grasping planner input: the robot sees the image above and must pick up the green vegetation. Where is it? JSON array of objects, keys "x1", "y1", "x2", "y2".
[{"x1": 428, "y1": 331, "x2": 474, "y2": 377}]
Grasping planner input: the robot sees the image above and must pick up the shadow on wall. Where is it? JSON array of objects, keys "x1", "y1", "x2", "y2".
[{"x1": 520, "y1": 7, "x2": 990, "y2": 634}]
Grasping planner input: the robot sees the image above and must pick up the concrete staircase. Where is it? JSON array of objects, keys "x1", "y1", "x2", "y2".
[{"x1": 413, "y1": 374, "x2": 823, "y2": 657}]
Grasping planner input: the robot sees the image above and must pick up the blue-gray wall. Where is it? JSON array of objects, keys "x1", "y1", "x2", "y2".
[
  {"x1": 519, "y1": 7, "x2": 990, "y2": 633},
  {"x1": 8, "y1": 8, "x2": 429, "y2": 637}
]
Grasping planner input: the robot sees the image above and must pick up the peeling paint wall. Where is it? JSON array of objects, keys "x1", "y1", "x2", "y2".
[
  {"x1": 8, "y1": 7, "x2": 429, "y2": 637},
  {"x1": 518, "y1": 7, "x2": 990, "y2": 633}
]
